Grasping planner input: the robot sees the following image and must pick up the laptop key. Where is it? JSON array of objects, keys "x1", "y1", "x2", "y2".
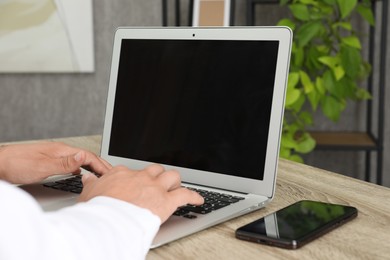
[
  {"x1": 181, "y1": 205, "x2": 213, "y2": 214},
  {"x1": 183, "y1": 214, "x2": 197, "y2": 219},
  {"x1": 71, "y1": 188, "x2": 83, "y2": 194},
  {"x1": 173, "y1": 208, "x2": 190, "y2": 216},
  {"x1": 218, "y1": 196, "x2": 240, "y2": 204},
  {"x1": 43, "y1": 182, "x2": 58, "y2": 188},
  {"x1": 43, "y1": 175, "x2": 84, "y2": 194}
]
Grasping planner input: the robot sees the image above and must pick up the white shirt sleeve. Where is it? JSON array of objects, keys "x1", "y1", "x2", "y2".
[{"x1": 0, "y1": 180, "x2": 160, "y2": 260}]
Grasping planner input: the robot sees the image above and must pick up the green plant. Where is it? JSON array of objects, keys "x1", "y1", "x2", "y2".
[{"x1": 277, "y1": 0, "x2": 374, "y2": 162}]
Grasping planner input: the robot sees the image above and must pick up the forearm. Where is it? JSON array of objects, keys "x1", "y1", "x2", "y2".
[
  {"x1": 46, "y1": 197, "x2": 160, "y2": 259},
  {"x1": 0, "y1": 182, "x2": 160, "y2": 260}
]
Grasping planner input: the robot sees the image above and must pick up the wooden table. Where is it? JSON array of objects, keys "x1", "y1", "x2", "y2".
[{"x1": 10, "y1": 135, "x2": 390, "y2": 259}]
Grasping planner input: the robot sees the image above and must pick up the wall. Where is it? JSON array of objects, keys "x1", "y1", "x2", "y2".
[
  {"x1": 0, "y1": 0, "x2": 161, "y2": 142},
  {"x1": 1, "y1": 0, "x2": 389, "y2": 187}
]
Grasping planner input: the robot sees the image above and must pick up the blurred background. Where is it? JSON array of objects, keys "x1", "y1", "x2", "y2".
[{"x1": 0, "y1": 0, "x2": 388, "y2": 187}]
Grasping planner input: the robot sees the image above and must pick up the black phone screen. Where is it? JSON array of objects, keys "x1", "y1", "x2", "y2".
[{"x1": 235, "y1": 200, "x2": 357, "y2": 249}]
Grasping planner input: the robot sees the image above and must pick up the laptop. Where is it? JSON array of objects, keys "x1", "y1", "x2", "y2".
[{"x1": 21, "y1": 26, "x2": 292, "y2": 248}]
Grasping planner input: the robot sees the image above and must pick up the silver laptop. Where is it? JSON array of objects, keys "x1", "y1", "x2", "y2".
[{"x1": 21, "y1": 26, "x2": 292, "y2": 248}]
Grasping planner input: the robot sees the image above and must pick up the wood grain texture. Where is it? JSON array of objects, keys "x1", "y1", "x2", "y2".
[
  {"x1": 147, "y1": 159, "x2": 390, "y2": 260},
  {"x1": 7, "y1": 136, "x2": 389, "y2": 259}
]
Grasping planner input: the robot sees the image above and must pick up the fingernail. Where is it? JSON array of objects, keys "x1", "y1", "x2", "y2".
[{"x1": 74, "y1": 152, "x2": 82, "y2": 162}]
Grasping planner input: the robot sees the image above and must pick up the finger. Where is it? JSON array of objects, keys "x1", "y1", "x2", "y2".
[
  {"x1": 78, "y1": 173, "x2": 99, "y2": 202},
  {"x1": 99, "y1": 157, "x2": 113, "y2": 171},
  {"x1": 46, "y1": 151, "x2": 85, "y2": 174},
  {"x1": 169, "y1": 188, "x2": 204, "y2": 207},
  {"x1": 107, "y1": 165, "x2": 133, "y2": 175},
  {"x1": 144, "y1": 164, "x2": 165, "y2": 177},
  {"x1": 81, "y1": 151, "x2": 112, "y2": 175},
  {"x1": 156, "y1": 170, "x2": 182, "y2": 191},
  {"x1": 72, "y1": 168, "x2": 82, "y2": 175},
  {"x1": 81, "y1": 173, "x2": 98, "y2": 187}
]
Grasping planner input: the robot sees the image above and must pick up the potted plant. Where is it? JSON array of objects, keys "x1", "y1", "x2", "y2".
[{"x1": 277, "y1": 0, "x2": 375, "y2": 162}]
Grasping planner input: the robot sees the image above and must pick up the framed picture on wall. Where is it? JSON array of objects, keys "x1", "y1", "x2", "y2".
[
  {"x1": 0, "y1": 0, "x2": 94, "y2": 73},
  {"x1": 192, "y1": 0, "x2": 231, "y2": 26}
]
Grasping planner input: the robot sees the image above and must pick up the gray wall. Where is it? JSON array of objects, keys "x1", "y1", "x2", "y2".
[
  {"x1": 1, "y1": 0, "x2": 389, "y2": 187},
  {"x1": 0, "y1": 0, "x2": 162, "y2": 142}
]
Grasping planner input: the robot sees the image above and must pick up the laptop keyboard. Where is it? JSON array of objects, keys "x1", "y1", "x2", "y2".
[
  {"x1": 43, "y1": 176, "x2": 245, "y2": 219},
  {"x1": 173, "y1": 187, "x2": 245, "y2": 219},
  {"x1": 43, "y1": 175, "x2": 83, "y2": 194}
]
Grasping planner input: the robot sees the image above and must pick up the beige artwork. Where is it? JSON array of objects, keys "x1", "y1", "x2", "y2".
[
  {"x1": 192, "y1": 0, "x2": 230, "y2": 26},
  {"x1": 0, "y1": 0, "x2": 94, "y2": 73}
]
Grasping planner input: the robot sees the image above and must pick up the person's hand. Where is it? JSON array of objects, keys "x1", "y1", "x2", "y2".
[
  {"x1": 79, "y1": 164, "x2": 204, "y2": 223},
  {"x1": 0, "y1": 142, "x2": 111, "y2": 184}
]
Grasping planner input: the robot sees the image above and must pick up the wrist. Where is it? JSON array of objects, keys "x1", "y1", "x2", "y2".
[{"x1": 0, "y1": 145, "x2": 8, "y2": 179}]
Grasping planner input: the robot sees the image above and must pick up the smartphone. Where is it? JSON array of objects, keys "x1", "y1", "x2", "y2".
[{"x1": 235, "y1": 200, "x2": 357, "y2": 249}]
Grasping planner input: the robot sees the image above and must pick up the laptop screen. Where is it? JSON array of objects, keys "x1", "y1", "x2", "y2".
[{"x1": 108, "y1": 39, "x2": 279, "y2": 181}]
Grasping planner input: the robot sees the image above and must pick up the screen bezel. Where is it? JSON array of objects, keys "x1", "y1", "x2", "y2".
[{"x1": 100, "y1": 27, "x2": 292, "y2": 198}]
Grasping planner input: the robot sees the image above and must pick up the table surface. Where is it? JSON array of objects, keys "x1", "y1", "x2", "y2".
[{"x1": 8, "y1": 135, "x2": 390, "y2": 259}]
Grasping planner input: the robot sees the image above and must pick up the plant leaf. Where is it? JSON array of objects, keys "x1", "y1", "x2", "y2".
[
  {"x1": 322, "y1": 69, "x2": 336, "y2": 93},
  {"x1": 355, "y1": 88, "x2": 372, "y2": 99},
  {"x1": 285, "y1": 73, "x2": 301, "y2": 107},
  {"x1": 277, "y1": 18, "x2": 296, "y2": 31},
  {"x1": 318, "y1": 56, "x2": 345, "y2": 80},
  {"x1": 287, "y1": 72, "x2": 300, "y2": 89},
  {"x1": 286, "y1": 89, "x2": 301, "y2": 107},
  {"x1": 316, "y1": 45, "x2": 330, "y2": 55},
  {"x1": 297, "y1": 21, "x2": 322, "y2": 47},
  {"x1": 279, "y1": 147, "x2": 291, "y2": 159},
  {"x1": 341, "y1": 45, "x2": 361, "y2": 78},
  {"x1": 318, "y1": 56, "x2": 338, "y2": 68},
  {"x1": 299, "y1": 70, "x2": 314, "y2": 93},
  {"x1": 335, "y1": 77, "x2": 355, "y2": 99},
  {"x1": 289, "y1": 4, "x2": 310, "y2": 21},
  {"x1": 357, "y1": 3, "x2": 375, "y2": 26},
  {"x1": 341, "y1": 36, "x2": 362, "y2": 49},
  {"x1": 299, "y1": 111, "x2": 314, "y2": 125},
  {"x1": 315, "y1": 77, "x2": 326, "y2": 95},
  {"x1": 288, "y1": 154, "x2": 304, "y2": 163},
  {"x1": 333, "y1": 65, "x2": 345, "y2": 81},
  {"x1": 307, "y1": 88, "x2": 321, "y2": 110},
  {"x1": 295, "y1": 133, "x2": 316, "y2": 153},
  {"x1": 289, "y1": 93, "x2": 306, "y2": 113},
  {"x1": 307, "y1": 46, "x2": 322, "y2": 70},
  {"x1": 308, "y1": 77, "x2": 324, "y2": 110},
  {"x1": 281, "y1": 132, "x2": 297, "y2": 149},
  {"x1": 337, "y1": 0, "x2": 357, "y2": 19},
  {"x1": 321, "y1": 95, "x2": 343, "y2": 121},
  {"x1": 332, "y1": 22, "x2": 352, "y2": 31},
  {"x1": 299, "y1": 0, "x2": 318, "y2": 6},
  {"x1": 294, "y1": 46, "x2": 305, "y2": 67},
  {"x1": 322, "y1": 0, "x2": 337, "y2": 5},
  {"x1": 358, "y1": 61, "x2": 372, "y2": 80}
]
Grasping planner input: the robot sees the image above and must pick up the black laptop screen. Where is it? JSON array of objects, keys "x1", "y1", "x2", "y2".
[{"x1": 109, "y1": 39, "x2": 279, "y2": 180}]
